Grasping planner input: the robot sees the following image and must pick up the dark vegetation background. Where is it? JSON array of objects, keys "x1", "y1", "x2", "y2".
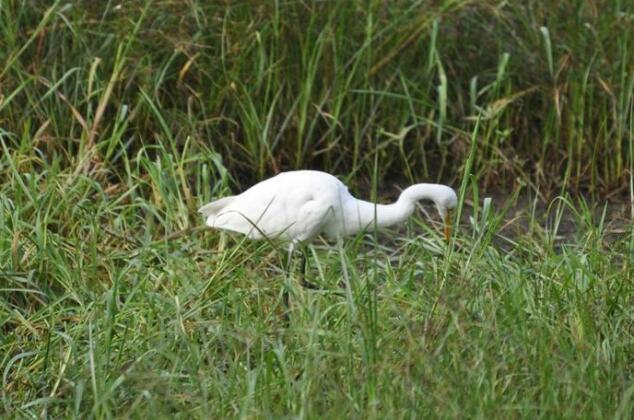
[{"x1": 2, "y1": 0, "x2": 632, "y2": 195}]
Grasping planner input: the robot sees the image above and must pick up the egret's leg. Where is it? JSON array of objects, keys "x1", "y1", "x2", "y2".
[
  {"x1": 282, "y1": 242, "x2": 295, "y2": 314},
  {"x1": 336, "y1": 236, "x2": 348, "y2": 290},
  {"x1": 299, "y1": 246, "x2": 321, "y2": 290}
]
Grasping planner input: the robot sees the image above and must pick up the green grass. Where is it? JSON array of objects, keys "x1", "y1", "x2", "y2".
[{"x1": 1, "y1": 0, "x2": 633, "y2": 418}]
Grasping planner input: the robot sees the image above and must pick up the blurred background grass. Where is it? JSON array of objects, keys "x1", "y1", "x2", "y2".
[{"x1": 1, "y1": 0, "x2": 632, "y2": 194}]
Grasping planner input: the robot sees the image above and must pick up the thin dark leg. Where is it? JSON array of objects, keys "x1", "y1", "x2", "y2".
[
  {"x1": 282, "y1": 289, "x2": 290, "y2": 324},
  {"x1": 283, "y1": 288, "x2": 289, "y2": 309},
  {"x1": 281, "y1": 243, "x2": 295, "y2": 323},
  {"x1": 299, "y1": 247, "x2": 322, "y2": 290}
]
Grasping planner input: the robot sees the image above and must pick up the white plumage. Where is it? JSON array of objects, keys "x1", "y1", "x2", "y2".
[{"x1": 199, "y1": 170, "x2": 457, "y2": 243}]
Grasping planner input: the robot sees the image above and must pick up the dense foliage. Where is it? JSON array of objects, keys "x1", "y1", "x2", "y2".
[
  {"x1": 1, "y1": 1, "x2": 632, "y2": 418},
  {"x1": 1, "y1": 0, "x2": 632, "y2": 190}
]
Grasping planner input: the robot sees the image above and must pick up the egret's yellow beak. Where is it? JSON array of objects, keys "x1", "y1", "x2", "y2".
[{"x1": 443, "y1": 209, "x2": 453, "y2": 242}]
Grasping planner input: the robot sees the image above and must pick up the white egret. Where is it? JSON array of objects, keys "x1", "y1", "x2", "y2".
[
  {"x1": 198, "y1": 170, "x2": 458, "y2": 310},
  {"x1": 198, "y1": 170, "x2": 458, "y2": 312},
  {"x1": 199, "y1": 170, "x2": 457, "y2": 244},
  {"x1": 199, "y1": 170, "x2": 457, "y2": 312}
]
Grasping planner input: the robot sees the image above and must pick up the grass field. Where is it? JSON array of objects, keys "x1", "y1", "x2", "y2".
[{"x1": 1, "y1": 0, "x2": 633, "y2": 418}]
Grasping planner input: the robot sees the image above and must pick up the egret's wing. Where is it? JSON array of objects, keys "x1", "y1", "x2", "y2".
[
  {"x1": 291, "y1": 199, "x2": 334, "y2": 242},
  {"x1": 209, "y1": 193, "x2": 335, "y2": 241},
  {"x1": 201, "y1": 171, "x2": 342, "y2": 241},
  {"x1": 209, "y1": 194, "x2": 281, "y2": 239},
  {"x1": 198, "y1": 196, "x2": 236, "y2": 217}
]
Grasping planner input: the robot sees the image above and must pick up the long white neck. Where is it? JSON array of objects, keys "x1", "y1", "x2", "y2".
[{"x1": 343, "y1": 184, "x2": 452, "y2": 235}]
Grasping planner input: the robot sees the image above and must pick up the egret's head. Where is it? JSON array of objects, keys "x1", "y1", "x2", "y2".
[
  {"x1": 434, "y1": 187, "x2": 458, "y2": 242},
  {"x1": 401, "y1": 183, "x2": 458, "y2": 241}
]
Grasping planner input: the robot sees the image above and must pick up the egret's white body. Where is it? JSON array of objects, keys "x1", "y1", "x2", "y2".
[{"x1": 199, "y1": 170, "x2": 457, "y2": 243}]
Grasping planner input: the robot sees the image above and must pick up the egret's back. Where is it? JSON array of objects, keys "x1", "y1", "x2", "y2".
[{"x1": 199, "y1": 171, "x2": 351, "y2": 242}]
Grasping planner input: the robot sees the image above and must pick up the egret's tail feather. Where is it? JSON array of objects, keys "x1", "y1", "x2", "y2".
[{"x1": 198, "y1": 196, "x2": 236, "y2": 217}]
